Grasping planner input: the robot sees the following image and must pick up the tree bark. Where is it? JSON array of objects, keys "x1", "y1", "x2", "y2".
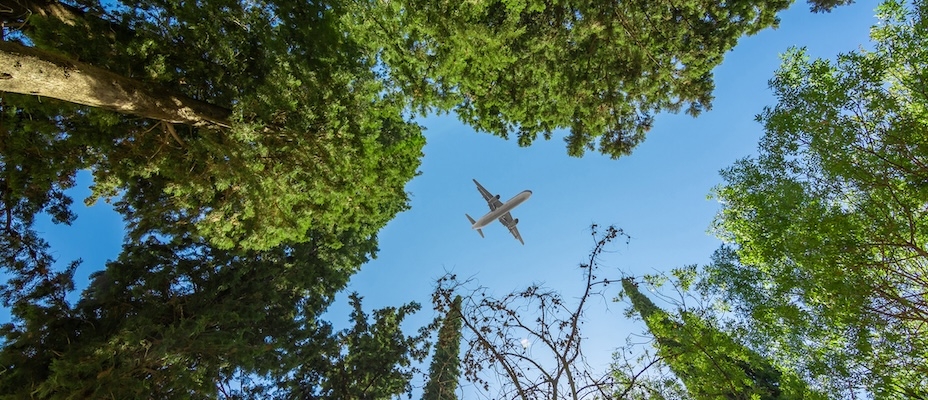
[
  {"x1": 2, "y1": 0, "x2": 70, "y2": 24},
  {"x1": 0, "y1": 41, "x2": 232, "y2": 128}
]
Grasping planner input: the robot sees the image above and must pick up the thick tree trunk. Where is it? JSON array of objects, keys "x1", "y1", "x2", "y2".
[{"x1": 0, "y1": 41, "x2": 232, "y2": 128}]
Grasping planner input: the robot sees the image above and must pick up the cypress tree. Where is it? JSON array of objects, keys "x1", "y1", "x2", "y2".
[
  {"x1": 621, "y1": 278, "x2": 823, "y2": 400},
  {"x1": 423, "y1": 295, "x2": 463, "y2": 400}
]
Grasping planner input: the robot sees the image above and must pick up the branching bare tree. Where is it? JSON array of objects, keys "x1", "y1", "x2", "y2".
[{"x1": 432, "y1": 225, "x2": 652, "y2": 400}]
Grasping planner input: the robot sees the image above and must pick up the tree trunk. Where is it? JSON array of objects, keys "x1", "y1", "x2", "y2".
[{"x1": 0, "y1": 41, "x2": 232, "y2": 128}]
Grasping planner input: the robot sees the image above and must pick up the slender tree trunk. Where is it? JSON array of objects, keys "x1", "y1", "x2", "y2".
[{"x1": 0, "y1": 41, "x2": 232, "y2": 127}]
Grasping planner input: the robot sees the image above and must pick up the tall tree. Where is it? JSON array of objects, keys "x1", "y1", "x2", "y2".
[
  {"x1": 710, "y1": 0, "x2": 928, "y2": 397},
  {"x1": 1, "y1": 2, "x2": 426, "y2": 396},
  {"x1": 422, "y1": 295, "x2": 463, "y2": 400},
  {"x1": 2, "y1": 0, "x2": 426, "y2": 251},
  {"x1": 0, "y1": 230, "x2": 430, "y2": 398},
  {"x1": 273, "y1": 292, "x2": 431, "y2": 399},
  {"x1": 620, "y1": 277, "x2": 824, "y2": 400},
  {"x1": 350, "y1": 0, "x2": 854, "y2": 158}
]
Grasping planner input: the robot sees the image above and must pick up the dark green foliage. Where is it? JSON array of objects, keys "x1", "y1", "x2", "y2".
[
  {"x1": 277, "y1": 293, "x2": 430, "y2": 399},
  {"x1": 5, "y1": 0, "x2": 426, "y2": 251},
  {"x1": 0, "y1": 0, "x2": 868, "y2": 397},
  {"x1": 621, "y1": 278, "x2": 823, "y2": 400},
  {"x1": 423, "y1": 295, "x2": 463, "y2": 400},
  {"x1": 0, "y1": 231, "x2": 429, "y2": 398},
  {"x1": 2, "y1": 1, "x2": 428, "y2": 394},
  {"x1": 807, "y1": 0, "x2": 856, "y2": 12},
  {"x1": 709, "y1": 1, "x2": 928, "y2": 397},
  {"x1": 353, "y1": 0, "x2": 850, "y2": 158}
]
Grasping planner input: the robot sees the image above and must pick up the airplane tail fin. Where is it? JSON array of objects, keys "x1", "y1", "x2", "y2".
[{"x1": 465, "y1": 214, "x2": 485, "y2": 238}]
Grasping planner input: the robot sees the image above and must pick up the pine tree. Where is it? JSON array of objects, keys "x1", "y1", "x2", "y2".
[
  {"x1": 423, "y1": 295, "x2": 463, "y2": 400},
  {"x1": 0, "y1": 231, "x2": 430, "y2": 398}
]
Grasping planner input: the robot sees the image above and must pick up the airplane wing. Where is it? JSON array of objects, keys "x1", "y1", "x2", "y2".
[
  {"x1": 473, "y1": 179, "x2": 504, "y2": 211},
  {"x1": 498, "y1": 212, "x2": 525, "y2": 245}
]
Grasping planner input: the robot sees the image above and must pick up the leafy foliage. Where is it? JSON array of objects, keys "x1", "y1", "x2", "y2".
[
  {"x1": 0, "y1": 0, "x2": 876, "y2": 398},
  {"x1": 352, "y1": 0, "x2": 851, "y2": 158},
  {"x1": 4, "y1": 0, "x2": 425, "y2": 251},
  {"x1": 710, "y1": 0, "x2": 928, "y2": 397}
]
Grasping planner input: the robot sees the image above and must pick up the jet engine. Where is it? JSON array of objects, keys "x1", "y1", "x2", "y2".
[
  {"x1": 512, "y1": 218, "x2": 519, "y2": 226},
  {"x1": 495, "y1": 194, "x2": 500, "y2": 200}
]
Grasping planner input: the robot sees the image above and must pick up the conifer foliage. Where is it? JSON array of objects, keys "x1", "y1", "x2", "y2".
[
  {"x1": 0, "y1": 0, "x2": 860, "y2": 397},
  {"x1": 423, "y1": 295, "x2": 464, "y2": 400},
  {"x1": 621, "y1": 278, "x2": 823, "y2": 400},
  {"x1": 352, "y1": 0, "x2": 853, "y2": 158}
]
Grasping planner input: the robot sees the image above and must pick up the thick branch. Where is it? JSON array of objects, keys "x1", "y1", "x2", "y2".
[
  {"x1": 1, "y1": 0, "x2": 81, "y2": 25},
  {"x1": 0, "y1": 41, "x2": 232, "y2": 127}
]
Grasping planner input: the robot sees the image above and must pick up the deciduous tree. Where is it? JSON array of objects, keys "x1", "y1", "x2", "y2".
[
  {"x1": 710, "y1": 0, "x2": 928, "y2": 396},
  {"x1": 431, "y1": 225, "x2": 633, "y2": 400}
]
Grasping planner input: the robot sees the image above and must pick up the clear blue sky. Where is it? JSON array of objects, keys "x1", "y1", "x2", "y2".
[{"x1": 4, "y1": 0, "x2": 878, "y2": 395}]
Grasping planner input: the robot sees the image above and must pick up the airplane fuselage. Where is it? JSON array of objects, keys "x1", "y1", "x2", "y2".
[{"x1": 471, "y1": 190, "x2": 532, "y2": 229}]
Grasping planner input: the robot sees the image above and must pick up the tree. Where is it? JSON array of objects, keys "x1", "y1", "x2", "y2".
[
  {"x1": 709, "y1": 0, "x2": 928, "y2": 397},
  {"x1": 350, "y1": 0, "x2": 853, "y2": 158},
  {"x1": 431, "y1": 225, "x2": 636, "y2": 400},
  {"x1": 423, "y1": 295, "x2": 464, "y2": 400},
  {"x1": 428, "y1": 226, "x2": 822, "y2": 400},
  {"x1": 273, "y1": 292, "x2": 431, "y2": 400},
  {"x1": 0, "y1": 0, "x2": 859, "y2": 251},
  {"x1": 620, "y1": 276, "x2": 825, "y2": 400},
  {"x1": 2, "y1": 0, "x2": 426, "y2": 251},
  {"x1": 0, "y1": 231, "x2": 430, "y2": 398}
]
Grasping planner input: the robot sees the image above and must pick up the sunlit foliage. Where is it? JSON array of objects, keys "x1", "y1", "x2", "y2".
[{"x1": 710, "y1": 1, "x2": 928, "y2": 397}]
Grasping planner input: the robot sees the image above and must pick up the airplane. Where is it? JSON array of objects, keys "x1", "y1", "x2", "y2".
[{"x1": 465, "y1": 179, "x2": 532, "y2": 245}]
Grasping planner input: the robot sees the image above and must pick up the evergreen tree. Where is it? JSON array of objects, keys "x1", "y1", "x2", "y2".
[
  {"x1": 423, "y1": 295, "x2": 463, "y2": 400},
  {"x1": 621, "y1": 278, "x2": 823, "y2": 400},
  {"x1": 0, "y1": 230, "x2": 430, "y2": 398},
  {"x1": 351, "y1": 0, "x2": 854, "y2": 158},
  {"x1": 2, "y1": 0, "x2": 425, "y2": 251}
]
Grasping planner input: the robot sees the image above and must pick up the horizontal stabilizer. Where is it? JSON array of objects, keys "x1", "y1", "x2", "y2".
[{"x1": 466, "y1": 214, "x2": 485, "y2": 238}]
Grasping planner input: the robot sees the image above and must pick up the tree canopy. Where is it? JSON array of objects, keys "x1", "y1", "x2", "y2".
[
  {"x1": 2, "y1": 0, "x2": 429, "y2": 396},
  {"x1": 0, "y1": 226, "x2": 431, "y2": 398},
  {"x1": 0, "y1": 0, "x2": 871, "y2": 397},
  {"x1": 709, "y1": 0, "x2": 928, "y2": 397},
  {"x1": 2, "y1": 0, "x2": 426, "y2": 251},
  {"x1": 352, "y1": 0, "x2": 853, "y2": 158}
]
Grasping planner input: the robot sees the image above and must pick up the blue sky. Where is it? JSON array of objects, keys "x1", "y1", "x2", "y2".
[{"x1": 6, "y1": 0, "x2": 878, "y2": 395}]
